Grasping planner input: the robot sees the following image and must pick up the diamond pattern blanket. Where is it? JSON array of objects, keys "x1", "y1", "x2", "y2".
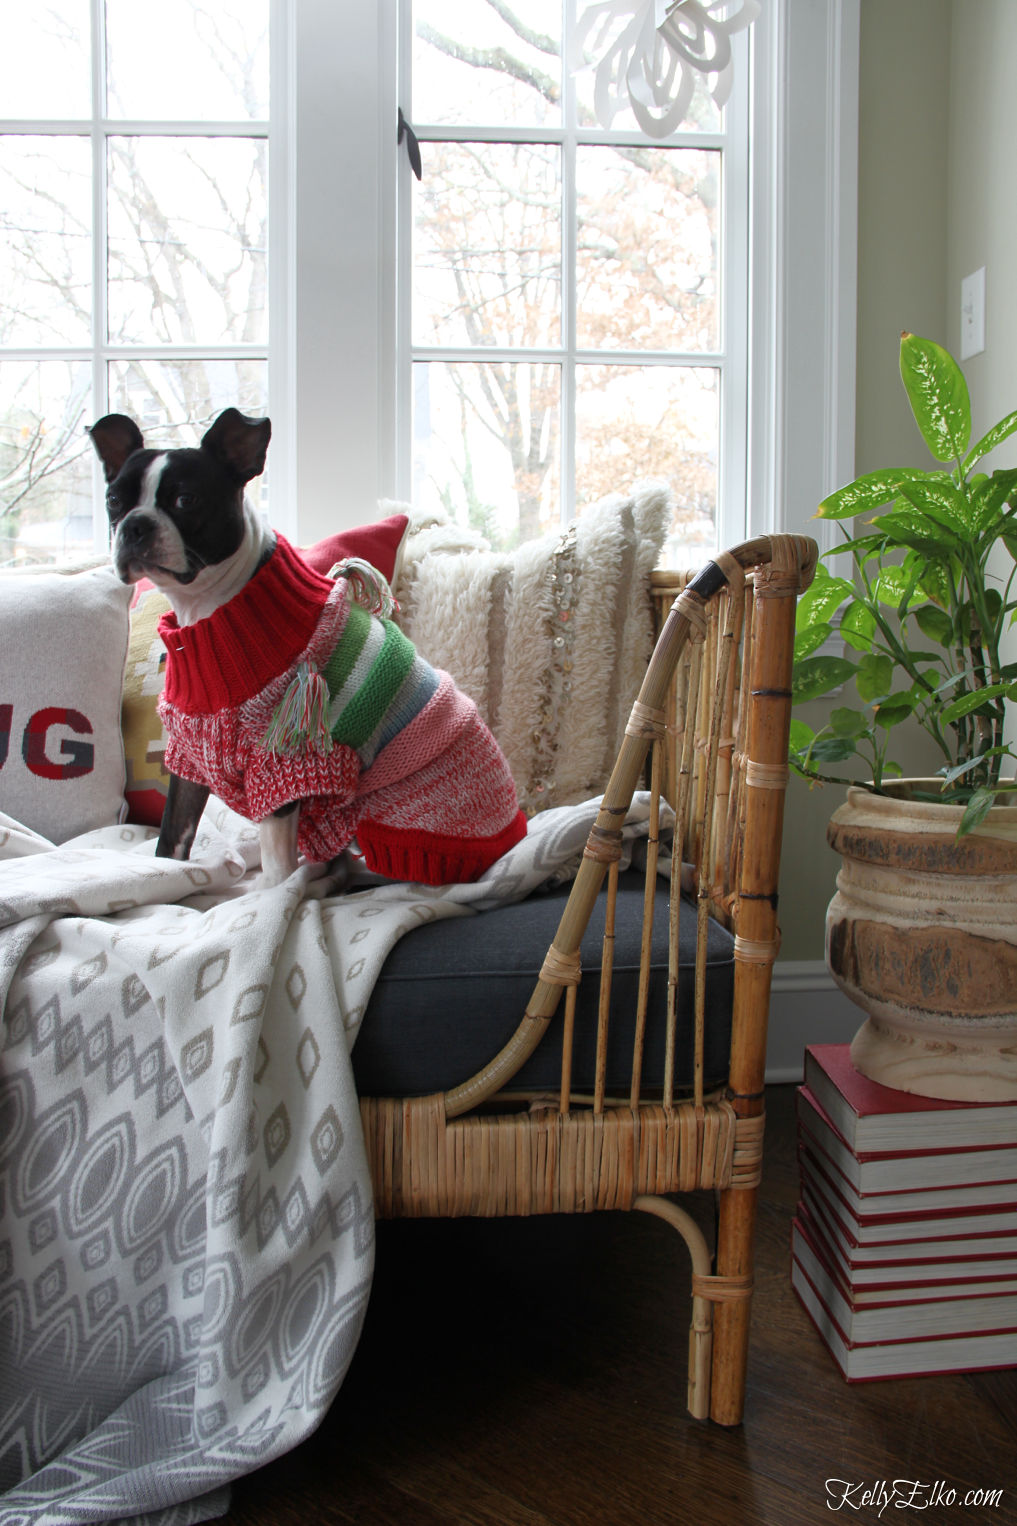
[{"x1": 0, "y1": 794, "x2": 652, "y2": 1525}]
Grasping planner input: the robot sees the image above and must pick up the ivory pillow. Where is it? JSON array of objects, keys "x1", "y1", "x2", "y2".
[
  {"x1": 0, "y1": 565, "x2": 132, "y2": 842},
  {"x1": 394, "y1": 485, "x2": 672, "y2": 814}
]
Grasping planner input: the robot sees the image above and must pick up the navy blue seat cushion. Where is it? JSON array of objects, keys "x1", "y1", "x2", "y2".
[{"x1": 352, "y1": 871, "x2": 734, "y2": 1098}]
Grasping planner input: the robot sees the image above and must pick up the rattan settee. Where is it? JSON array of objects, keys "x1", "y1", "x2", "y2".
[{"x1": 356, "y1": 532, "x2": 817, "y2": 1427}]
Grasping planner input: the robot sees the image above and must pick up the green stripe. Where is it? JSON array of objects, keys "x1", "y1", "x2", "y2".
[
  {"x1": 321, "y1": 601, "x2": 371, "y2": 698},
  {"x1": 332, "y1": 618, "x2": 418, "y2": 750}
]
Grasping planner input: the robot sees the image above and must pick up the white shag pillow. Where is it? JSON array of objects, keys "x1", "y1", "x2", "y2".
[
  {"x1": 0, "y1": 565, "x2": 132, "y2": 842},
  {"x1": 394, "y1": 485, "x2": 672, "y2": 814}
]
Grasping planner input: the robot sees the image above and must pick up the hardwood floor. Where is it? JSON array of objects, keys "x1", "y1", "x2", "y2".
[{"x1": 227, "y1": 1086, "x2": 1017, "y2": 1525}]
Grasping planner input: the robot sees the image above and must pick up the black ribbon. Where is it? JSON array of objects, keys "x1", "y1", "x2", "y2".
[{"x1": 397, "y1": 108, "x2": 422, "y2": 180}]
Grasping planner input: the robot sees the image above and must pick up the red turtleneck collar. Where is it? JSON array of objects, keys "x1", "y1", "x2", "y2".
[{"x1": 158, "y1": 534, "x2": 336, "y2": 714}]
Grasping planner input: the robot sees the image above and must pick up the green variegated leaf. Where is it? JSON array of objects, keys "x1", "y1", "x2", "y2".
[
  {"x1": 963, "y1": 410, "x2": 1017, "y2": 472},
  {"x1": 919, "y1": 558, "x2": 952, "y2": 609},
  {"x1": 815, "y1": 469, "x2": 921, "y2": 522},
  {"x1": 794, "y1": 623, "x2": 830, "y2": 661},
  {"x1": 940, "y1": 749, "x2": 1007, "y2": 786},
  {"x1": 792, "y1": 655, "x2": 858, "y2": 704},
  {"x1": 796, "y1": 576, "x2": 854, "y2": 629},
  {"x1": 969, "y1": 470, "x2": 1017, "y2": 535},
  {"x1": 895, "y1": 474, "x2": 971, "y2": 536},
  {"x1": 872, "y1": 566, "x2": 911, "y2": 608},
  {"x1": 940, "y1": 682, "x2": 1015, "y2": 724},
  {"x1": 867, "y1": 507, "x2": 958, "y2": 556},
  {"x1": 900, "y1": 332, "x2": 971, "y2": 463},
  {"x1": 913, "y1": 605, "x2": 953, "y2": 646},
  {"x1": 840, "y1": 600, "x2": 876, "y2": 652},
  {"x1": 856, "y1": 653, "x2": 893, "y2": 703},
  {"x1": 824, "y1": 532, "x2": 889, "y2": 563},
  {"x1": 899, "y1": 553, "x2": 929, "y2": 616},
  {"x1": 958, "y1": 786, "x2": 997, "y2": 838}
]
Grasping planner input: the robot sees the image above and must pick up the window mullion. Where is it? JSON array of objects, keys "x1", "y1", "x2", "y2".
[
  {"x1": 561, "y1": 117, "x2": 576, "y2": 527},
  {"x1": 90, "y1": 0, "x2": 108, "y2": 550},
  {"x1": 394, "y1": 0, "x2": 414, "y2": 504},
  {"x1": 718, "y1": 29, "x2": 750, "y2": 553}
]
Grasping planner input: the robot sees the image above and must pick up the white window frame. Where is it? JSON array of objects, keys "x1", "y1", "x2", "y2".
[
  {"x1": 747, "y1": 0, "x2": 859, "y2": 554},
  {"x1": 284, "y1": 0, "x2": 860, "y2": 553}
]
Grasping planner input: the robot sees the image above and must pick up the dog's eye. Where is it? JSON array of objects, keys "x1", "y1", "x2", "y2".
[
  {"x1": 106, "y1": 492, "x2": 121, "y2": 514},
  {"x1": 176, "y1": 493, "x2": 198, "y2": 510}
]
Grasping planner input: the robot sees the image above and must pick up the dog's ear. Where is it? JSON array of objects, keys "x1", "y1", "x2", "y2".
[
  {"x1": 88, "y1": 414, "x2": 145, "y2": 483},
  {"x1": 201, "y1": 408, "x2": 272, "y2": 485}
]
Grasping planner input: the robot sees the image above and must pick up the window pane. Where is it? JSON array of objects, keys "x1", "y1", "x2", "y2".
[
  {"x1": 0, "y1": 2, "x2": 91, "y2": 119},
  {"x1": 106, "y1": 137, "x2": 267, "y2": 346},
  {"x1": 413, "y1": 0, "x2": 561, "y2": 129},
  {"x1": 105, "y1": 0, "x2": 269, "y2": 120},
  {"x1": 575, "y1": 365, "x2": 718, "y2": 562},
  {"x1": 108, "y1": 358, "x2": 270, "y2": 516},
  {"x1": 0, "y1": 361, "x2": 93, "y2": 567},
  {"x1": 0, "y1": 137, "x2": 92, "y2": 347},
  {"x1": 413, "y1": 361, "x2": 560, "y2": 550},
  {"x1": 576, "y1": 147, "x2": 719, "y2": 352},
  {"x1": 413, "y1": 142, "x2": 560, "y2": 350},
  {"x1": 572, "y1": 29, "x2": 721, "y2": 134}
]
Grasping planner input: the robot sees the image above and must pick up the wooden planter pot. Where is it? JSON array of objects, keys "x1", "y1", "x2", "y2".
[{"x1": 825, "y1": 783, "x2": 1017, "y2": 1102}]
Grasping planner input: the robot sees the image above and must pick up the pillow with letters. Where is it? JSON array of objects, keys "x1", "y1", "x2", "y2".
[
  {"x1": 0, "y1": 565, "x2": 132, "y2": 843},
  {"x1": 121, "y1": 512, "x2": 410, "y2": 826}
]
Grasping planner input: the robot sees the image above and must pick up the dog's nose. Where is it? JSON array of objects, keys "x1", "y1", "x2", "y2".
[{"x1": 118, "y1": 511, "x2": 156, "y2": 550}]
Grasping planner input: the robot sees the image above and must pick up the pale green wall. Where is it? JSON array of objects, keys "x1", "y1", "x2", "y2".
[
  {"x1": 780, "y1": 0, "x2": 1017, "y2": 963},
  {"x1": 778, "y1": 0, "x2": 951, "y2": 962},
  {"x1": 947, "y1": 1, "x2": 1017, "y2": 752},
  {"x1": 946, "y1": 0, "x2": 1017, "y2": 397}
]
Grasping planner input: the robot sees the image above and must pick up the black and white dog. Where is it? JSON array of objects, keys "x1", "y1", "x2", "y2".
[
  {"x1": 89, "y1": 408, "x2": 311, "y2": 884},
  {"x1": 88, "y1": 409, "x2": 526, "y2": 891}
]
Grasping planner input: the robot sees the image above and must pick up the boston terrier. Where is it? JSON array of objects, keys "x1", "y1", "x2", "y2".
[{"x1": 88, "y1": 409, "x2": 526, "y2": 891}]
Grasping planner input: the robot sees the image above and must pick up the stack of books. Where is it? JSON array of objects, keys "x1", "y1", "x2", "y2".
[{"x1": 791, "y1": 1043, "x2": 1017, "y2": 1381}]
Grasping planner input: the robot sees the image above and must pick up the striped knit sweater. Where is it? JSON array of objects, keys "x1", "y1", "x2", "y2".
[{"x1": 157, "y1": 534, "x2": 526, "y2": 884}]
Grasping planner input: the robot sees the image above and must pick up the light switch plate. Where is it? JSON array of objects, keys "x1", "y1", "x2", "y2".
[{"x1": 960, "y1": 267, "x2": 986, "y2": 360}]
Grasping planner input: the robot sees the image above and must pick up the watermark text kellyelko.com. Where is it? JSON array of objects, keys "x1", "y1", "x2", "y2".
[{"x1": 826, "y1": 1480, "x2": 1005, "y2": 1516}]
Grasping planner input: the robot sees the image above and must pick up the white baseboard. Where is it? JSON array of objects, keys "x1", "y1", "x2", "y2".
[{"x1": 765, "y1": 960, "x2": 860, "y2": 1083}]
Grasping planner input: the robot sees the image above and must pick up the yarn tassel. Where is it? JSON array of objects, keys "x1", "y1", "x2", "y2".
[
  {"x1": 329, "y1": 557, "x2": 400, "y2": 619},
  {"x1": 262, "y1": 662, "x2": 333, "y2": 757}
]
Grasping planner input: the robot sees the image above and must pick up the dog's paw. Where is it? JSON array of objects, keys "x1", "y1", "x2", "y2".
[
  {"x1": 258, "y1": 864, "x2": 293, "y2": 890},
  {"x1": 302, "y1": 854, "x2": 352, "y2": 900}
]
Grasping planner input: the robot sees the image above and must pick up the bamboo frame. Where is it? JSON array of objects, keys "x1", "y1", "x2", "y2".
[{"x1": 360, "y1": 533, "x2": 817, "y2": 1427}]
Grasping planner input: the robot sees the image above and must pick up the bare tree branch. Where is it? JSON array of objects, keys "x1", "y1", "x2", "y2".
[
  {"x1": 416, "y1": 20, "x2": 560, "y2": 106},
  {"x1": 482, "y1": 0, "x2": 558, "y2": 57}
]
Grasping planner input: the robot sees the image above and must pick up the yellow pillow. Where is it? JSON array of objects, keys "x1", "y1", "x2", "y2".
[{"x1": 121, "y1": 584, "x2": 172, "y2": 826}]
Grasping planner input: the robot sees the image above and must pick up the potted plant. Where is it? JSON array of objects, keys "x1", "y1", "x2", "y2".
[{"x1": 788, "y1": 331, "x2": 1017, "y2": 1101}]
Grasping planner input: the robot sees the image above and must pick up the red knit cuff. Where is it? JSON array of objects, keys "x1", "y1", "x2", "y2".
[
  {"x1": 357, "y1": 809, "x2": 527, "y2": 885},
  {"x1": 243, "y1": 741, "x2": 361, "y2": 822}
]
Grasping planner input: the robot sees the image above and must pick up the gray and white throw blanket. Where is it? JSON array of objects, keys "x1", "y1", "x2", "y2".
[{"x1": 0, "y1": 793, "x2": 654, "y2": 1526}]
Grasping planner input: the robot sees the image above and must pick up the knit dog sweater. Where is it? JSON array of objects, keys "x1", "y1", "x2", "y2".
[{"x1": 156, "y1": 534, "x2": 527, "y2": 884}]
